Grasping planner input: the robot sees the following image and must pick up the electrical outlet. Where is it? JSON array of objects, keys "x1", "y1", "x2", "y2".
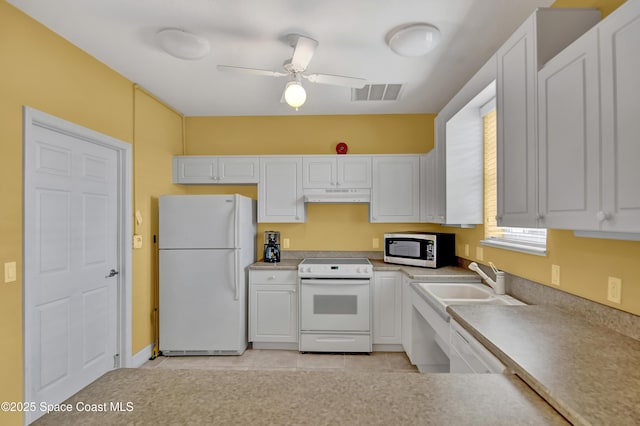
[
  {"x1": 4, "y1": 261, "x2": 17, "y2": 283},
  {"x1": 464, "y1": 244, "x2": 470, "y2": 257},
  {"x1": 283, "y1": 238, "x2": 290, "y2": 249},
  {"x1": 551, "y1": 265, "x2": 561, "y2": 286},
  {"x1": 476, "y1": 247, "x2": 483, "y2": 261},
  {"x1": 372, "y1": 238, "x2": 379, "y2": 249},
  {"x1": 607, "y1": 277, "x2": 622, "y2": 304}
]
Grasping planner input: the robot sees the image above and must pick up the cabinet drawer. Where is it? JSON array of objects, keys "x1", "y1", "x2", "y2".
[
  {"x1": 250, "y1": 270, "x2": 298, "y2": 284},
  {"x1": 299, "y1": 333, "x2": 371, "y2": 353}
]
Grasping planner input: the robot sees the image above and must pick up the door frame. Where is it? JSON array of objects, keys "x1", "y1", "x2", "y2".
[{"x1": 22, "y1": 106, "x2": 133, "y2": 417}]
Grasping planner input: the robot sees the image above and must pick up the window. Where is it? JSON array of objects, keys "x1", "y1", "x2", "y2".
[{"x1": 480, "y1": 100, "x2": 547, "y2": 256}]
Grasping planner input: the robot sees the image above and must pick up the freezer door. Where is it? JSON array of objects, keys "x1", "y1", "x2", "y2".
[
  {"x1": 159, "y1": 249, "x2": 246, "y2": 353},
  {"x1": 159, "y1": 195, "x2": 236, "y2": 249}
]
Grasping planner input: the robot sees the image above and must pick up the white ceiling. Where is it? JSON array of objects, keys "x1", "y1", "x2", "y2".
[{"x1": 8, "y1": 0, "x2": 554, "y2": 116}]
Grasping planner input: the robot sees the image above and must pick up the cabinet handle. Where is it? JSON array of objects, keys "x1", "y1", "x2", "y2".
[
  {"x1": 596, "y1": 211, "x2": 611, "y2": 222},
  {"x1": 536, "y1": 214, "x2": 544, "y2": 221},
  {"x1": 269, "y1": 275, "x2": 276, "y2": 280}
]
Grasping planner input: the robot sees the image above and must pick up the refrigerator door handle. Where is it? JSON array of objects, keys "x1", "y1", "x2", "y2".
[
  {"x1": 234, "y1": 248, "x2": 240, "y2": 300},
  {"x1": 234, "y1": 195, "x2": 239, "y2": 248}
]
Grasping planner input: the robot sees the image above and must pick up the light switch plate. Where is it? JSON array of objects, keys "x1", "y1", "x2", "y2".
[
  {"x1": 464, "y1": 244, "x2": 470, "y2": 257},
  {"x1": 283, "y1": 238, "x2": 290, "y2": 249},
  {"x1": 133, "y1": 234, "x2": 143, "y2": 249},
  {"x1": 4, "y1": 261, "x2": 17, "y2": 283},
  {"x1": 372, "y1": 238, "x2": 379, "y2": 249},
  {"x1": 476, "y1": 247, "x2": 483, "y2": 261}
]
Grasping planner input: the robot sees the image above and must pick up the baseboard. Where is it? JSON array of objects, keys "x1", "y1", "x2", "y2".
[
  {"x1": 251, "y1": 342, "x2": 299, "y2": 350},
  {"x1": 372, "y1": 344, "x2": 404, "y2": 352},
  {"x1": 131, "y1": 343, "x2": 154, "y2": 368}
]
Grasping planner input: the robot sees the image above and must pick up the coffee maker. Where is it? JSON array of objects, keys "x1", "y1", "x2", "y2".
[{"x1": 263, "y1": 231, "x2": 281, "y2": 263}]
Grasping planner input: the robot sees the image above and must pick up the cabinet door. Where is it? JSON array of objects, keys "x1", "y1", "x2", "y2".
[
  {"x1": 496, "y1": 15, "x2": 538, "y2": 228},
  {"x1": 419, "y1": 152, "x2": 437, "y2": 223},
  {"x1": 173, "y1": 156, "x2": 218, "y2": 184},
  {"x1": 538, "y1": 30, "x2": 600, "y2": 230},
  {"x1": 258, "y1": 157, "x2": 304, "y2": 223},
  {"x1": 600, "y1": 0, "x2": 640, "y2": 232},
  {"x1": 373, "y1": 272, "x2": 402, "y2": 345},
  {"x1": 401, "y1": 276, "x2": 413, "y2": 360},
  {"x1": 371, "y1": 156, "x2": 420, "y2": 223},
  {"x1": 302, "y1": 156, "x2": 336, "y2": 188},
  {"x1": 338, "y1": 156, "x2": 371, "y2": 188},
  {"x1": 249, "y1": 284, "x2": 297, "y2": 343},
  {"x1": 218, "y1": 157, "x2": 259, "y2": 184}
]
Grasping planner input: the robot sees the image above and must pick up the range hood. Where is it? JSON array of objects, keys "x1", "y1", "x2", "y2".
[{"x1": 303, "y1": 188, "x2": 371, "y2": 203}]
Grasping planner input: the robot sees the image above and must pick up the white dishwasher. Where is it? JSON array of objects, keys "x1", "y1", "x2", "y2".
[{"x1": 449, "y1": 319, "x2": 506, "y2": 374}]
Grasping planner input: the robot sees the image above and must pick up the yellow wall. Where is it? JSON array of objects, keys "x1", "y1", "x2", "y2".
[
  {"x1": 185, "y1": 115, "x2": 434, "y2": 155},
  {"x1": 0, "y1": 3, "x2": 184, "y2": 424},
  {"x1": 449, "y1": 0, "x2": 639, "y2": 316}
]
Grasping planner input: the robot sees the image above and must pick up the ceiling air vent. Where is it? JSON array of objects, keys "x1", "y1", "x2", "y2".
[{"x1": 351, "y1": 84, "x2": 403, "y2": 101}]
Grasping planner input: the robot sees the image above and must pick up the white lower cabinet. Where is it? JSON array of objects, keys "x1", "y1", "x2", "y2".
[
  {"x1": 249, "y1": 270, "x2": 298, "y2": 344},
  {"x1": 372, "y1": 271, "x2": 402, "y2": 345}
]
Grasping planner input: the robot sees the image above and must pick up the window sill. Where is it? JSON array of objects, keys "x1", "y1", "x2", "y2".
[{"x1": 480, "y1": 239, "x2": 547, "y2": 256}]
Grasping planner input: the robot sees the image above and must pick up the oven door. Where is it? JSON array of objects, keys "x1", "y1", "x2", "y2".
[{"x1": 300, "y1": 279, "x2": 370, "y2": 332}]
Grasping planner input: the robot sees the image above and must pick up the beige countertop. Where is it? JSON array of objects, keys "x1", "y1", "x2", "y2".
[
  {"x1": 447, "y1": 304, "x2": 640, "y2": 426},
  {"x1": 250, "y1": 258, "x2": 479, "y2": 282}
]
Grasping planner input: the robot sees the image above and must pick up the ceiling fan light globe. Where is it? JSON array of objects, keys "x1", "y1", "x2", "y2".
[
  {"x1": 387, "y1": 23, "x2": 441, "y2": 57},
  {"x1": 284, "y1": 82, "x2": 306, "y2": 109}
]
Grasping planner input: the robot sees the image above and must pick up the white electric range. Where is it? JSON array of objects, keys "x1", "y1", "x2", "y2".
[{"x1": 298, "y1": 258, "x2": 373, "y2": 353}]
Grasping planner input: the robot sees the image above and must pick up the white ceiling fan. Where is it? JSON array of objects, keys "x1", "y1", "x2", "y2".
[{"x1": 217, "y1": 34, "x2": 367, "y2": 109}]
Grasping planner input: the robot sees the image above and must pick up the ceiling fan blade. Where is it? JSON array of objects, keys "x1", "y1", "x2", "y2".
[
  {"x1": 290, "y1": 35, "x2": 318, "y2": 72},
  {"x1": 304, "y1": 73, "x2": 367, "y2": 89},
  {"x1": 216, "y1": 65, "x2": 288, "y2": 78}
]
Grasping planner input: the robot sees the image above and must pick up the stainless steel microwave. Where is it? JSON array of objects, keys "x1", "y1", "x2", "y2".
[{"x1": 383, "y1": 232, "x2": 455, "y2": 268}]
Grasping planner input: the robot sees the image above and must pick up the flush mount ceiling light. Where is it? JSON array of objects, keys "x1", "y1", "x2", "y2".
[
  {"x1": 284, "y1": 80, "x2": 307, "y2": 110},
  {"x1": 386, "y1": 23, "x2": 441, "y2": 57},
  {"x1": 156, "y1": 28, "x2": 210, "y2": 60}
]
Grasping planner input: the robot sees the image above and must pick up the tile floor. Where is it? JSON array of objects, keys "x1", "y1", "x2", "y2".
[{"x1": 141, "y1": 349, "x2": 418, "y2": 373}]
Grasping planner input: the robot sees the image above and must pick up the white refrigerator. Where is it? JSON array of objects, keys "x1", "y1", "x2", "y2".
[{"x1": 159, "y1": 194, "x2": 256, "y2": 355}]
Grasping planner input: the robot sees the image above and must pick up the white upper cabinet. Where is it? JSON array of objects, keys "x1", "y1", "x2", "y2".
[
  {"x1": 538, "y1": 30, "x2": 600, "y2": 230},
  {"x1": 496, "y1": 8, "x2": 600, "y2": 228},
  {"x1": 419, "y1": 151, "x2": 439, "y2": 223},
  {"x1": 538, "y1": 0, "x2": 640, "y2": 233},
  {"x1": 258, "y1": 157, "x2": 304, "y2": 223},
  {"x1": 173, "y1": 156, "x2": 259, "y2": 184},
  {"x1": 302, "y1": 155, "x2": 371, "y2": 189},
  {"x1": 371, "y1": 155, "x2": 420, "y2": 223},
  {"x1": 599, "y1": 0, "x2": 640, "y2": 232}
]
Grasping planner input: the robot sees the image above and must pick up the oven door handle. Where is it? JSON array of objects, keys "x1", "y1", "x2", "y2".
[{"x1": 300, "y1": 279, "x2": 370, "y2": 286}]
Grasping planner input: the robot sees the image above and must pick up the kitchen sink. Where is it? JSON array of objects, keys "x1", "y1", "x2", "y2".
[
  {"x1": 414, "y1": 282, "x2": 525, "y2": 313},
  {"x1": 417, "y1": 283, "x2": 493, "y2": 299}
]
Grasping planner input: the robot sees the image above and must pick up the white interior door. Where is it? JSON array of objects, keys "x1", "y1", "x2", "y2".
[{"x1": 24, "y1": 120, "x2": 120, "y2": 422}]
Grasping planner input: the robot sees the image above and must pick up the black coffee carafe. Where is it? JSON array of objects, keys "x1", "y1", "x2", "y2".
[{"x1": 263, "y1": 231, "x2": 281, "y2": 263}]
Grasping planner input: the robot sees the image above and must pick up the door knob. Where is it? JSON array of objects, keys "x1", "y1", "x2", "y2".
[{"x1": 105, "y1": 269, "x2": 119, "y2": 278}]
